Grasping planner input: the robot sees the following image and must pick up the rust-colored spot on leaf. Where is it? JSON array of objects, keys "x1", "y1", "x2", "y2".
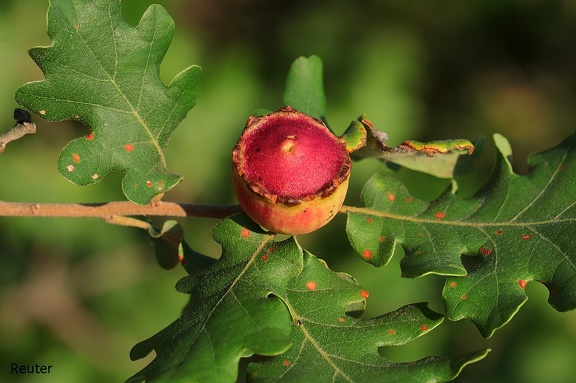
[
  {"x1": 518, "y1": 279, "x2": 527, "y2": 289},
  {"x1": 461, "y1": 294, "x2": 468, "y2": 300},
  {"x1": 387, "y1": 192, "x2": 395, "y2": 201},
  {"x1": 388, "y1": 329, "x2": 395, "y2": 335},
  {"x1": 521, "y1": 234, "x2": 531, "y2": 240},
  {"x1": 283, "y1": 360, "x2": 290, "y2": 367},
  {"x1": 360, "y1": 290, "x2": 369, "y2": 299},
  {"x1": 366, "y1": 218, "x2": 373, "y2": 223},
  {"x1": 405, "y1": 197, "x2": 413, "y2": 202},
  {"x1": 72, "y1": 153, "x2": 81, "y2": 163},
  {"x1": 306, "y1": 281, "x2": 317, "y2": 290},
  {"x1": 362, "y1": 249, "x2": 373, "y2": 259},
  {"x1": 495, "y1": 229, "x2": 503, "y2": 235},
  {"x1": 480, "y1": 247, "x2": 492, "y2": 256},
  {"x1": 84, "y1": 132, "x2": 94, "y2": 140},
  {"x1": 558, "y1": 165, "x2": 564, "y2": 171},
  {"x1": 379, "y1": 236, "x2": 385, "y2": 242},
  {"x1": 421, "y1": 324, "x2": 429, "y2": 331},
  {"x1": 338, "y1": 317, "x2": 345, "y2": 323},
  {"x1": 124, "y1": 144, "x2": 134, "y2": 152},
  {"x1": 146, "y1": 180, "x2": 153, "y2": 187},
  {"x1": 435, "y1": 211, "x2": 445, "y2": 220},
  {"x1": 449, "y1": 281, "x2": 457, "y2": 288},
  {"x1": 241, "y1": 228, "x2": 250, "y2": 238},
  {"x1": 267, "y1": 246, "x2": 276, "y2": 252},
  {"x1": 261, "y1": 255, "x2": 269, "y2": 261}
]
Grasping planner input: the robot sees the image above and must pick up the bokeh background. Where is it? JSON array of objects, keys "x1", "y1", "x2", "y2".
[{"x1": 1, "y1": 0, "x2": 576, "y2": 382}]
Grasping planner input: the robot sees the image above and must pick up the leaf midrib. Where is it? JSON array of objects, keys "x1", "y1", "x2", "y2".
[
  {"x1": 63, "y1": 1, "x2": 166, "y2": 165},
  {"x1": 341, "y1": 205, "x2": 575, "y2": 227}
]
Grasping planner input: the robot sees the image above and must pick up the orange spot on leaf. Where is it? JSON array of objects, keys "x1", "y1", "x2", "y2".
[
  {"x1": 495, "y1": 229, "x2": 503, "y2": 235},
  {"x1": 461, "y1": 294, "x2": 468, "y2": 300},
  {"x1": 362, "y1": 249, "x2": 373, "y2": 259},
  {"x1": 84, "y1": 132, "x2": 94, "y2": 140},
  {"x1": 480, "y1": 247, "x2": 492, "y2": 256},
  {"x1": 267, "y1": 246, "x2": 276, "y2": 252},
  {"x1": 366, "y1": 218, "x2": 373, "y2": 223},
  {"x1": 260, "y1": 255, "x2": 269, "y2": 261},
  {"x1": 146, "y1": 180, "x2": 153, "y2": 187},
  {"x1": 435, "y1": 211, "x2": 445, "y2": 220},
  {"x1": 124, "y1": 144, "x2": 134, "y2": 152},
  {"x1": 387, "y1": 192, "x2": 395, "y2": 201},
  {"x1": 449, "y1": 281, "x2": 457, "y2": 288},
  {"x1": 360, "y1": 290, "x2": 369, "y2": 299},
  {"x1": 518, "y1": 279, "x2": 527, "y2": 289},
  {"x1": 379, "y1": 236, "x2": 385, "y2": 242},
  {"x1": 283, "y1": 360, "x2": 290, "y2": 367},
  {"x1": 421, "y1": 324, "x2": 429, "y2": 331},
  {"x1": 522, "y1": 234, "x2": 531, "y2": 240},
  {"x1": 241, "y1": 228, "x2": 250, "y2": 238},
  {"x1": 558, "y1": 165, "x2": 564, "y2": 171},
  {"x1": 388, "y1": 329, "x2": 395, "y2": 335},
  {"x1": 338, "y1": 317, "x2": 345, "y2": 323},
  {"x1": 306, "y1": 281, "x2": 317, "y2": 290},
  {"x1": 405, "y1": 197, "x2": 413, "y2": 202},
  {"x1": 72, "y1": 153, "x2": 81, "y2": 163}
]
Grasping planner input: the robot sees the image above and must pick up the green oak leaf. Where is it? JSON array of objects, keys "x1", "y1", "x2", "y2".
[
  {"x1": 248, "y1": 251, "x2": 489, "y2": 382},
  {"x1": 346, "y1": 133, "x2": 576, "y2": 337},
  {"x1": 284, "y1": 55, "x2": 327, "y2": 121},
  {"x1": 128, "y1": 214, "x2": 300, "y2": 383},
  {"x1": 130, "y1": 214, "x2": 486, "y2": 382},
  {"x1": 15, "y1": 0, "x2": 201, "y2": 204}
]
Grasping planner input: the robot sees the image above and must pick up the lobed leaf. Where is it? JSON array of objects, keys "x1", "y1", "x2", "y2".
[
  {"x1": 130, "y1": 214, "x2": 487, "y2": 382},
  {"x1": 346, "y1": 133, "x2": 576, "y2": 337},
  {"x1": 15, "y1": 0, "x2": 201, "y2": 204},
  {"x1": 248, "y1": 251, "x2": 488, "y2": 382},
  {"x1": 128, "y1": 214, "x2": 301, "y2": 383}
]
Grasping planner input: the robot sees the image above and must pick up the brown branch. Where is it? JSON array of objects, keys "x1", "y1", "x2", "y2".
[
  {"x1": 104, "y1": 215, "x2": 153, "y2": 229},
  {"x1": 0, "y1": 201, "x2": 243, "y2": 220},
  {"x1": 0, "y1": 121, "x2": 36, "y2": 153}
]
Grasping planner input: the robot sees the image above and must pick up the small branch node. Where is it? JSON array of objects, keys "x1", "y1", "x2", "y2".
[{"x1": 0, "y1": 109, "x2": 37, "y2": 153}]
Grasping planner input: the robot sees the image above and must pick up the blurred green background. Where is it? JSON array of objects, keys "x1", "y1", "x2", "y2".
[{"x1": 1, "y1": 0, "x2": 576, "y2": 382}]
